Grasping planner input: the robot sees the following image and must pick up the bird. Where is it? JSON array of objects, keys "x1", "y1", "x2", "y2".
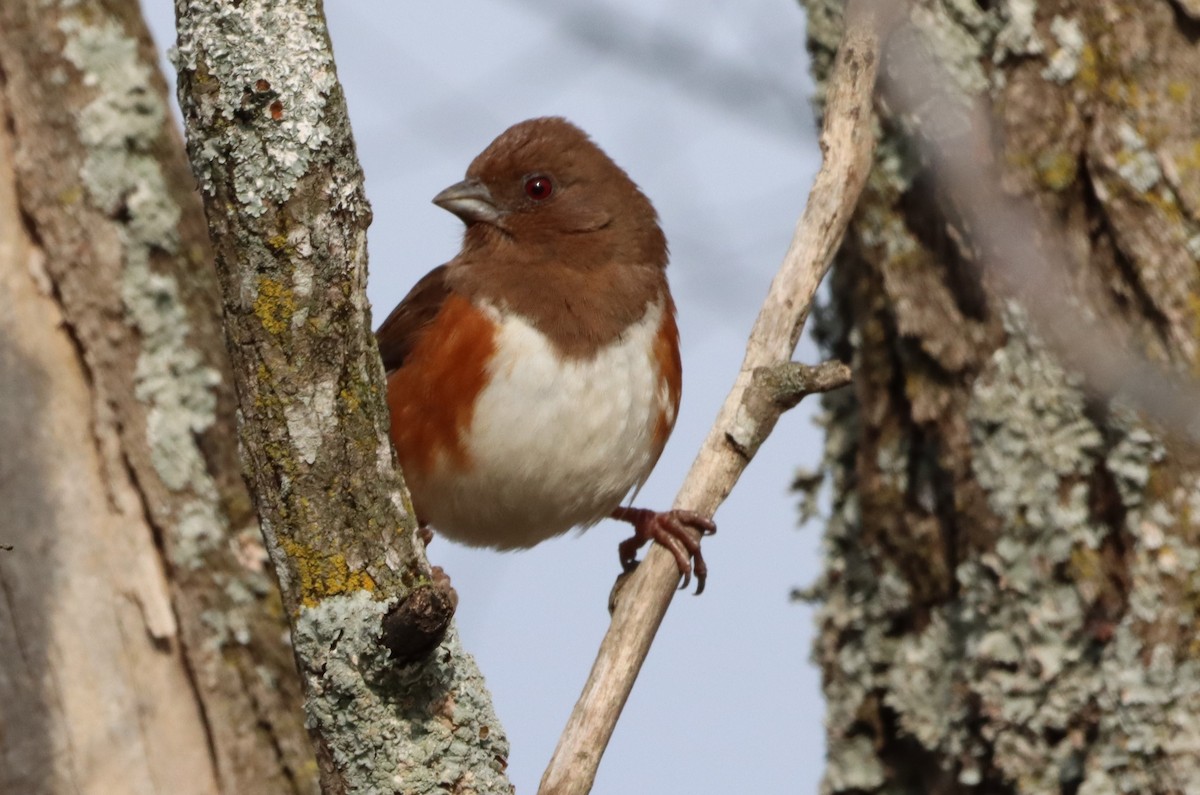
[{"x1": 376, "y1": 117, "x2": 715, "y2": 593}]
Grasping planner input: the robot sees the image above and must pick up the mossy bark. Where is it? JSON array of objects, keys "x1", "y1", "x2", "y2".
[
  {"x1": 0, "y1": 0, "x2": 314, "y2": 791},
  {"x1": 803, "y1": 1, "x2": 1200, "y2": 793},
  {"x1": 172, "y1": 1, "x2": 512, "y2": 792}
]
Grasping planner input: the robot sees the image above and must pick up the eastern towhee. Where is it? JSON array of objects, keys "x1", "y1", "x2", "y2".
[{"x1": 376, "y1": 117, "x2": 715, "y2": 593}]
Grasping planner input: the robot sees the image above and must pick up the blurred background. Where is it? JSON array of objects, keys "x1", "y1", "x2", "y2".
[{"x1": 143, "y1": 2, "x2": 827, "y2": 791}]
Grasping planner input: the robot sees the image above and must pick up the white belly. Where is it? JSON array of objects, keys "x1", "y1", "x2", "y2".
[{"x1": 421, "y1": 300, "x2": 672, "y2": 549}]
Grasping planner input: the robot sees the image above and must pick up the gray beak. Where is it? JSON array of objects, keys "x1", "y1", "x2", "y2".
[{"x1": 432, "y1": 178, "x2": 500, "y2": 225}]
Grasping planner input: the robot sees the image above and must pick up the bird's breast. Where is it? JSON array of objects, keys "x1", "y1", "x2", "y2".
[{"x1": 393, "y1": 296, "x2": 678, "y2": 549}]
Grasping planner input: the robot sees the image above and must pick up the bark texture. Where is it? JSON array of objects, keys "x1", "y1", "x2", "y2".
[
  {"x1": 0, "y1": 0, "x2": 315, "y2": 792},
  {"x1": 172, "y1": 1, "x2": 512, "y2": 792},
  {"x1": 802, "y1": 1, "x2": 1200, "y2": 793}
]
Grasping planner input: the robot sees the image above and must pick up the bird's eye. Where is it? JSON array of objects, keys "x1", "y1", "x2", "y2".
[{"x1": 524, "y1": 176, "x2": 553, "y2": 201}]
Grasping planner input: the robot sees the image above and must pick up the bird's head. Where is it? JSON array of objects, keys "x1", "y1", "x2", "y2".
[{"x1": 433, "y1": 117, "x2": 667, "y2": 269}]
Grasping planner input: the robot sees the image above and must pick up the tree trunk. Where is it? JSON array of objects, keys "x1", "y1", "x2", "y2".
[
  {"x1": 0, "y1": 1, "x2": 315, "y2": 792},
  {"x1": 803, "y1": 1, "x2": 1200, "y2": 792},
  {"x1": 171, "y1": 0, "x2": 512, "y2": 791}
]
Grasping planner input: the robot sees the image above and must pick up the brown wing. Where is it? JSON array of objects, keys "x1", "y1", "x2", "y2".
[{"x1": 375, "y1": 265, "x2": 453, "y2": 373}]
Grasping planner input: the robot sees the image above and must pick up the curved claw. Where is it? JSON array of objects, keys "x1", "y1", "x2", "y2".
[{"x1": 611, "y1": 507, "x2": 717, "y2": 595}]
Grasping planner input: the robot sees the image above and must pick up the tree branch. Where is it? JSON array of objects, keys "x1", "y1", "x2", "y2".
[
  {"x1": 538, "y1": 2, "x2": 891, "y2": 792},
  {"x1": 173, "y1": 1, "x2": 512, "y2": 791}
]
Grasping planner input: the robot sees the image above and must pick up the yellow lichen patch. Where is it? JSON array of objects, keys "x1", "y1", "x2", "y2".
[
  {"x1": 1173, "y1": 140, "x2": 1200, "y2": 174},
  {"x1": 279, "y1": 535, "x2": 377, "y2": 608},
  {"x1": 58, "y1": 185, "x2": 84, "y2": 205},
  {"x1": 1067, "y1": 545, "x2": 1106, "y2": 601},
  {"x1": 1127, "y1": 82, "x2": 1143, "y2": 110},
  {"x1": 1141, "y1": 188, "x2": 1183, "y2": 224},
  {"x1": 264, "y1": 584, "x2": 286, "y2": 619},
  {"x1": 254, "y1": 363, "x2": 275, "y2": 410},
  {"x1": 255, "y1": 276, "x2": 295, "y2": 336},
  {"x1": 266, "y1": 234, "x2": 289, "y2": 252},
  {"x1": 187, "y1": 243, "x2": 207, "y2": 267},
  {"x1": 1102, "y1": 78, "x2": 1129, "y2": 106},
  {"x1": 340, "y1": 386, "x2": 361, "y2": 414},
  {"x1": 1076, "y1": 44, "x2": 1099, "y2": 91},
  {"x1": 1186, "y1": 294, "x2": 1200, "y2": 374},
  {"x1": 1036, "y1": 150, "x2": 1078, "y2": 192},
  {"x1": 1168, "y1": 81, "x2": 1191, "y2": 105}
]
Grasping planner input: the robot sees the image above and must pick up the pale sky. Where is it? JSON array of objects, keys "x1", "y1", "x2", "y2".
[{"x1": 143, "y1": 2, "x2": 827, "y2": 792}]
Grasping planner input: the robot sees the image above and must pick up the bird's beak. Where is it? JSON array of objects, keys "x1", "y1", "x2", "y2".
[{"x1": 433, "y1": 178, "x2": 500, "y2": 226}]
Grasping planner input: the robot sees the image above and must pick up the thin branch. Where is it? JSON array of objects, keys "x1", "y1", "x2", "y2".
[{"x1": 538, "y1": 2, "x2": 891, "y2": 792}]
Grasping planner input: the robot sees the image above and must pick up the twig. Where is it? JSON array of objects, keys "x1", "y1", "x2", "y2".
[
  {"x1": 731, "y1": 361, "x2": 853, "y2": 458},
  {"x1": 538, "y1": 3, "x2": 889, "y2": 792}
]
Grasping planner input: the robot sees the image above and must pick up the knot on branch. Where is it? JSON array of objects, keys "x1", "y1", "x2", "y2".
[
  {"x1": 753, "y1": 360, "x2": 852, "y2": 411},
  {"x1": 726, "y1": 360, "x2": 853, "y2": 459},
  {"x1": 379, "y1": 567, "x2": 458, "y2": 664}
]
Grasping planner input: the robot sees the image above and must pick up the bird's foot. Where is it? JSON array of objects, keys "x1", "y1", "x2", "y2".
[
  {"x1": 611, "y1": 507, "x2": 716, "y2": 595},
  {"x1": 417, "y1": 525, "x2": 434, "y2": 547}
]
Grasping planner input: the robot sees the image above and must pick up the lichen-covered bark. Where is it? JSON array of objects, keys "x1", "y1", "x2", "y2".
[
  {"x1": 802, "y1": 1, "x2": 1200, "y2": 793},
  {"x1": 172, "y1": 1, "x2": 512, "y2": 792},
  {"x1": 0, "y1": 0, "x2": 314, "y2": 791}
]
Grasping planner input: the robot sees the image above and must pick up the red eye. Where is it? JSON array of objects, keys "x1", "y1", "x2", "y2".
[{"x1": 524, "y1": 176, "x2": 553, "y2": 201}]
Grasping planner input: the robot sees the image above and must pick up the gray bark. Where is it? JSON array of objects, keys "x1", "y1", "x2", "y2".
[
  {"x1": 803, "y1": 1, "x2": 1200, "y2": 793},
  {"x1": 172, "y1": 1, "x2": 512, "y2": 792},
  {"x1": 0, "y1": 0, "x2": 315, "y2": 791}
]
